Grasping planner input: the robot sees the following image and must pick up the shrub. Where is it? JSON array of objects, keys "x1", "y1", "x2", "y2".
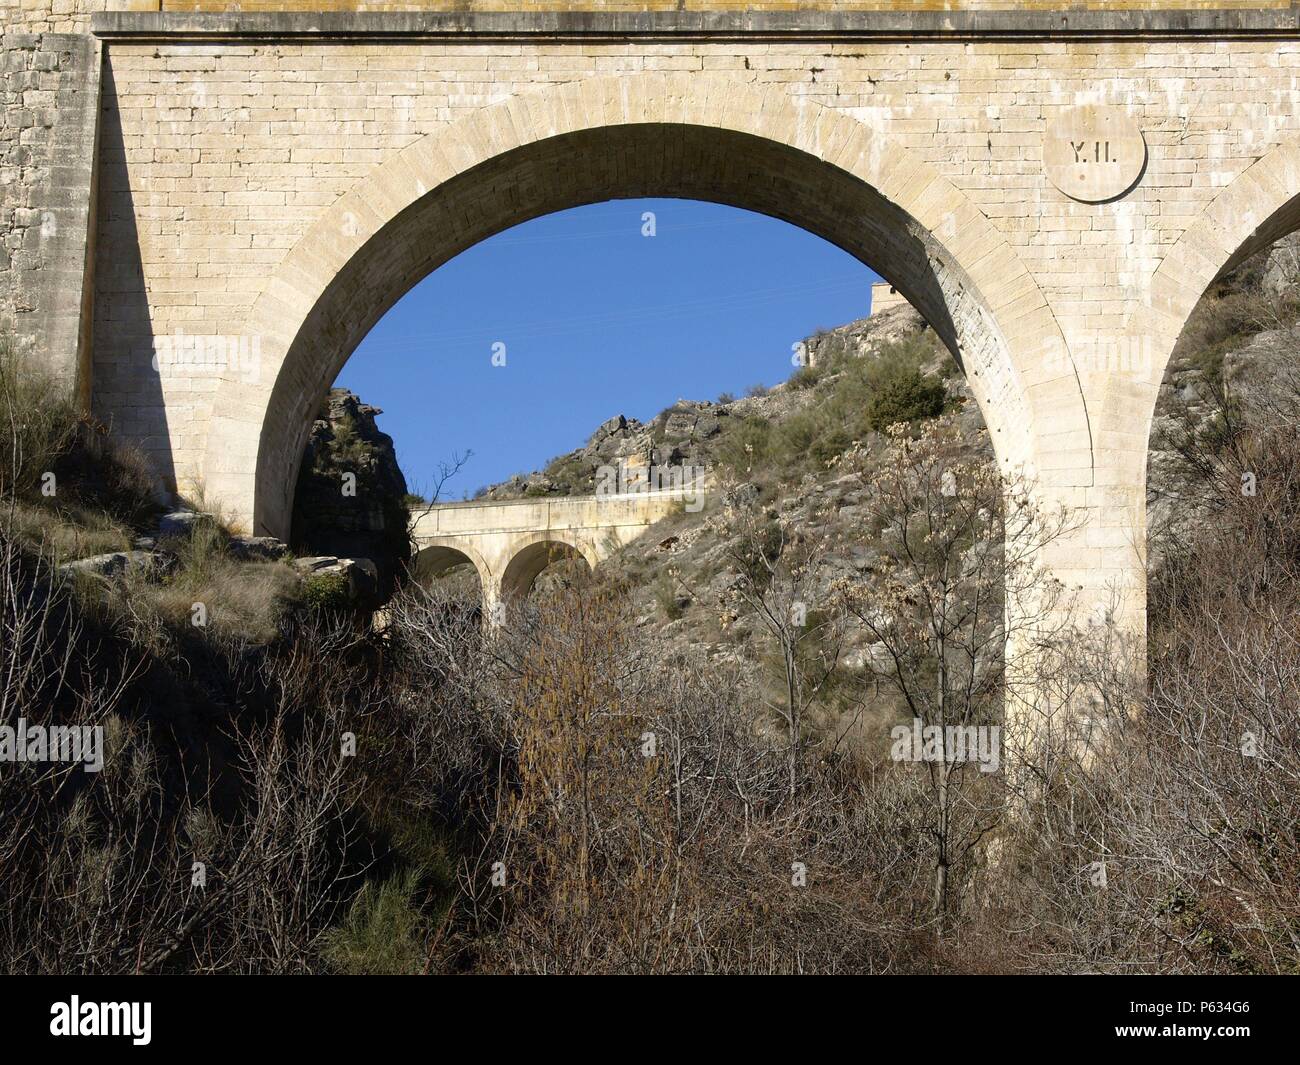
[
  {"x1": 321, "y1": 869, "x2": 429, "y2": 975},
  {"x1": 301, "y1": 570, "x2": 351, "y2": 611},
  {"x1": 0, "y1": 345, "x2": 80, "y2": 500},
  {"x1": 863, "y1": 362, "x2": 947, "y2": 432},
  {"x1": 4, "y1": 500, "x2": 134, "y2": 563},
  {"x1": 653, "y1": 573, "x2": 684, "y2": 620},
  {"x1": 715, "y1": 415, "x2": 773, "y2": 477},
  {"x1": 787, "y1": 362, "x2": 822, "y2": 390},
  {"x1": 542, "y1": 452, "x2": 592, "y2": 495}
]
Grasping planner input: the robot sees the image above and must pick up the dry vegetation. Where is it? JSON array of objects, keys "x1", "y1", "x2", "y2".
[{"x1": 3, "y1": 243, "x2": 1299, "y2": 973}]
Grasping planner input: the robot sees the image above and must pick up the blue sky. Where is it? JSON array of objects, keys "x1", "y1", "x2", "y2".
[{"x1": 335, "y1": 198, "x2": 881, "y2": 500}]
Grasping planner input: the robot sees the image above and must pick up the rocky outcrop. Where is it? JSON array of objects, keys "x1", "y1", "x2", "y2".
[
  {"x1": 1263, "y1": 233, "x2": 1300, "y2": 298},
  {"x1": 290, "y1": 389, "x2": 410, "y2": 599},
  {"x1": 803, "y1": 304, "x2": 926, "y2": 368}
]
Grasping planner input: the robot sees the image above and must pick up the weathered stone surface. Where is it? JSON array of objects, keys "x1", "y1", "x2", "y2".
[
  {"x1": 293, "y1": 554, "x2": 379, "y2": 606},
  {"x1": 227, "y1": 535, "x2": 288, "y2": 562},
  {"x1": 159, "y1": 510, "x2": 217, "y2": 538},
  {"x1": 1263, "y1": 234, "x2": 1300, "y2": 298},
  {"x1": 1043, "y1": 105, "x2": 1146, "y2": 204},
  {"x1": 59, "y1": 550, "x2": 168, "y2": 579},
  {"x1": 0, "y1": 30, "x2": 99, "y2": 404}
]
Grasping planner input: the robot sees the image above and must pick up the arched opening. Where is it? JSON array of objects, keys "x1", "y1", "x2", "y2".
[
  {"x1": 199, "y1": 75, "x2": 1087, "y2": 537},
  {"x1": 1145, "y1": 219, "x2": 1300, "y2": 627},
  {"x1": 413, "y1": 543, "x2": 487, "y2": 604},
  {"x1": 1128, "y1": 140, "x2": 1300, "y2": 644},
  {"x1": 500, "y1": 539, "x2": 594, "y2": 602}
]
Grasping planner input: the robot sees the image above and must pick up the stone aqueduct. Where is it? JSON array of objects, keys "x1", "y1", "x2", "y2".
[
  {"x1": 8, "y1": 3, "x2": 1300, "y2": 642},
  {"x1": 410, "y1": 488, "x2": 693, "y2": 610}
]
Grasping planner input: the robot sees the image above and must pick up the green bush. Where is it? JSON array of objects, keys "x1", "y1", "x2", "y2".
[
  {"x1": 1, "y1": 344, "x2": 160, "y2": 528},
  {"x1": 787, "y1": 362, "x2": 823, "y2": 390},
  {"x1": 863, "y1": 362, "x2": 948, "y2": 432},
  {"x1": 301, "y1": 570, "x2": 351, "y2": 611},
  {"x1": 321, "y1": 869, "x2": 428, "y2": 975},
  {"x1": 716, "y1": 415, "x2": 775, "y2": 478},
  {"x1": 762, "y1": 331, "x2": 950, "y2": 473},
  {"x1": 654, "y1": 574, "x2": 684, "y2": 620},
  {"x1": 774, "y1": 409, "x2": 851, "y2": 468}
]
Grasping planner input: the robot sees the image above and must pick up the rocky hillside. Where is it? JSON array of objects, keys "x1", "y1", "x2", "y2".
[
  {"x1": 1148, "y1": 234, "x2": 1300, "y2": 550},
  {"x1": 462, "y1": 235, "x2": 1300, "y2": 680},
  {"x1": 459, "y1": 302, "x2": 983, "y2": 730},
  {"x1": 479, "y1": 304, "x2": 965, "y2": 503}
]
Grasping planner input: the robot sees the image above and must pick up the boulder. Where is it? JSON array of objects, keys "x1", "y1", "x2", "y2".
[
  {"x1": 591, "y1": 414, "x2": 628, "y2": 443},
  {"x1": 159, "y1": 510, "x2": 218, "y2": 538},
  {"x1": 290, "y1": 389, "x2": 410, "y2": 600},
  {"x1": 59, "y1": 550, "x2": 169, "y2": 580},
  {"x1": 228, "y1": 535, "x2": 289, "y2": 562}
]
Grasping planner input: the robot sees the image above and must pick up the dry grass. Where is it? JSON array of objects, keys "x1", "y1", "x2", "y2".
[
  {"x1": 4, "y1": 498, "x2": 135, "y2": 562},
  {"x1": 99, "y1": 518, "x2": 303, "y2": 648}
]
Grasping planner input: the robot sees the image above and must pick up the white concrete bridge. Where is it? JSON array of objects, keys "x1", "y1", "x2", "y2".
[{"x1": 410, "y1": 489, "x2": 693, "y2": 608}]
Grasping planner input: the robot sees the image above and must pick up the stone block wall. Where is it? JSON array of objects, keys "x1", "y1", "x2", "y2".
[
  {"x1": 88, "y1": 26, "x2": 1300, "y2": 475},
  {"x1": 12, "y1": 3, "x2": 1300, "y2": 641},
  {"x1": 1, "y1": 27, "x2": 100, "y2": 402},
  {"x1": 4, "y1": 2, "x2": 155, "y2": 37}
]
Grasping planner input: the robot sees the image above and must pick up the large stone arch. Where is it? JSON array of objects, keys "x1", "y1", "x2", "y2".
[
  {"x1": 499, "y1": 534, "x2": 597, "y2": 602},
  {"x1": 197, "y1": 72, "x2": 1089, "y2": 537},
  {"x1": 1119, "y1": 137, "x2": 1300, "y2": 472}
]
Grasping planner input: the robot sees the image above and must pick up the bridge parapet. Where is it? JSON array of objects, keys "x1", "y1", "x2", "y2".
[{"x1": 411, "y1": 489, "x2": 694, "y2": 539}]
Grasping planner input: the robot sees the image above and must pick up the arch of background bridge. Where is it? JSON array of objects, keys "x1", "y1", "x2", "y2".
[
  {"x1": 412, "y1": 539, "x2": 493, "y2": 596},
  {"x1": 1117, "y1": 137, "x2": 1300, "y2": 479},
  {"x1": 499, "y1": 534, "x2": 597, "y2": 602},
  {"x1": 199, "y1": 72, "x2": 1090, "y2": 537}
]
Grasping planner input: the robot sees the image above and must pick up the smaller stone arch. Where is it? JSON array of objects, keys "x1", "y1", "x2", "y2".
[
  {"x1": 499, "y1": 536, "x2": 596, "y2": 602},
  {"x1": 412, "y1": 538, "x2": 493, "y2": 602}
]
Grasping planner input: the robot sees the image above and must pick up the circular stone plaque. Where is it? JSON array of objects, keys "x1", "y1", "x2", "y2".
[{"x1": 1043, "y1": 105, "x2": 1146, "y2": 203}]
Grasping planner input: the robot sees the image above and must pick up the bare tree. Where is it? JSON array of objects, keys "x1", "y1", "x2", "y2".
[
  {"x1": 700, "y1": 481, "x2": 847, "y2": 798},
  {"x1": 832, "y1": 418, "x2": 1072, "y2": 927}
]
